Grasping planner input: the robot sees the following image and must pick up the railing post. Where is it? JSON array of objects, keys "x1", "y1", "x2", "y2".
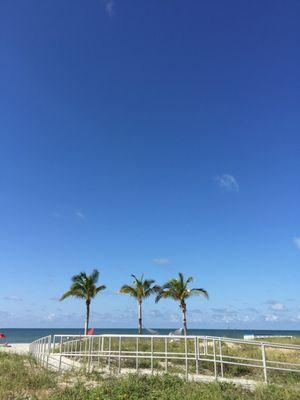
[
  {"x1": 98, "y1": 337, "x2": 101, "y2": 366},
  {"x1": 184, "y1": 336, "x2": 188, "y2": 380},
  {"x1": 213, "y1": 339, "x2": 217, "y2": 380},
  {"x1": 205, "y1": 336, "x2": 208, "y2": 355},
  {"x1": 219, "y1": 339, "x2": 224, "y2": 378},
  {"x1": 136, "y1": 337, "x2": 139, "y2": 371},
  {"x1": 59, "y1": 336, "x2": 63, "y2": 354},
  {"x1": 261, "y1": 344, "x2": 268, "y2": 383},
  {"x1": 118, "y1": 336, "x2": 122, "y2": 373},
  {"x1": 108, "y1": 336, "x2": 112, "y2": 370},
  {"x1": 151, "y1": 336, "x2": 154, "y2": 374},
  {"x1": 58, "y1": 354, "x2": 62, "y2": 372},
  {"x1": 87, "y1": 336, "x2": 92, "y2": 373},
  {"x1": 195, "y1": 337, "x2": 199, "y2": 375},
  {"x1": 165, "y1": 337, "x2": 168, "y2": 372}
]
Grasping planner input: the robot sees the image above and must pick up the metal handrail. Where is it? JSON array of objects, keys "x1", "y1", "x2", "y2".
[{"x1": 30, "y1": 333, "x2": 300, "y2": 383}]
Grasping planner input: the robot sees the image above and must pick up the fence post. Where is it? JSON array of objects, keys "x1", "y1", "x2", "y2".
[
  {"x1": 108, "y1": 336, "x2": 112, "y2": 370},
  {"x1": 219, "y1": 339, "x2": 224, "y2": 378},
  {"x1": 165, "y1": 337, "x2": 168, "y2": 372},
  {"x1": 98, "y1": 337, "x2": 101, "y2": 366},
  {"x1": 87, "y1": 336, "x2": 92, "y2": 373},
  {"x1": 195, "y1": 337, "x2": 199, "y2": 375},
  {"x1": 59, "y1": 336, "x2": 63, "y2": 355},
  {"x1": 185, "y1": 336, "x2": 188, "y2": 380},
  {"x1": 136, "y1": 337, "x2": 139, "y2": 371},
  {"x1": 151, "y1": 336, "x2": 154, "y2": 374},
  {"x1": 58, "y1": 354, "x2": 62, "y2": 372},
  {"x1": 261, "y1": 344, "x2": 268, "y2": 384},
  {"x1": 213, "y1": 339, "x2": 217, "y2": 380},
  {"x1": 118, "y1": 336, "x2": 122, "y2": 373}
]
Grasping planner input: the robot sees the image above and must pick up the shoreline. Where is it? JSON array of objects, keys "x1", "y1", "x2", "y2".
[{"x1": 0, "y1": 343, "x2": 30, "y2": 354}]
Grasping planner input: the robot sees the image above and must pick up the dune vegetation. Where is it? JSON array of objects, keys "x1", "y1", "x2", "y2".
[{"x1": 1, "y1": 352, "x2": 300, "y2": 400}]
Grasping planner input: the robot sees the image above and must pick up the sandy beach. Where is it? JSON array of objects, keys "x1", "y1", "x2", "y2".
[{"x1": 0, "y1": 343, "x2": 30, "y2": 354}]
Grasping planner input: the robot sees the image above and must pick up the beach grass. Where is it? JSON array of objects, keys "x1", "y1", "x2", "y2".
[
  {"x1": 58, "y1": 335, "x2": 300, "y2": 385},
  {"x1": 1, "y1": 352, "x2": 300, "y2": 399},
  {"x1": 0, "y1": 352, "x2": 56, "y2": 400}
]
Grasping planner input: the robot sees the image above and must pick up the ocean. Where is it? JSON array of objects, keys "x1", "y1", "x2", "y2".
[{"x1": 1, "y1": 328, "x2": 300, "y2": 343}]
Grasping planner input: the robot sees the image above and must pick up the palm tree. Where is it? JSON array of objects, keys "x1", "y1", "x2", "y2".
[
  {"x1": 60, "y1": 269, "x2": 106, "y2": 334},
  {"x1": 155, "y1": 272, "x2": 208, "y2": 335},
  {"x1": 119, "y1": 275, "x2": 156, "y2": 334}
]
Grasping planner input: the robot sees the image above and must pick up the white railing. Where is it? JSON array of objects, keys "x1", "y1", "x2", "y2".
[
  {"x1": 29, "y1": 335, "x2": 52, "y2": 367},
  {"x1": 30, "y1": 334, "x2": 300, "y2": 384}
]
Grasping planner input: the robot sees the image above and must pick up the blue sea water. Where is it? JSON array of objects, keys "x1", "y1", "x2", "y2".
[{"x1": 1, "y1": 328, "x2": 300, "y2": 343}]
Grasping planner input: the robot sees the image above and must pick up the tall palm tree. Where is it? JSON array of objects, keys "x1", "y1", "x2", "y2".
[
  {"x1": 119, "y1": 275, "x2": 156, "y2": 334},
  {"x1": 60, "y1": 269, "x2": 106, "y2": 334},
  {"x1": 155, "y1": 272, "x2": 208, "y2": 335}
]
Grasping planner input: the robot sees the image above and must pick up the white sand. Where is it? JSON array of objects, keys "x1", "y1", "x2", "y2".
[{"x1": 0, "y1": 343, "x2": 30, "y2": 354}]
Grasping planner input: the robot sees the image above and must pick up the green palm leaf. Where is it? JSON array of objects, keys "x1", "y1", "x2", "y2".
[{"x1": 60, "y1": 268, "x2": 106, "y2": 334}]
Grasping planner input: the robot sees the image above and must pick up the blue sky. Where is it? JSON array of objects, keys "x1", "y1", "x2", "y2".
[{"x1": 1, "y1": 0, "x2": 300, "y2": 329}]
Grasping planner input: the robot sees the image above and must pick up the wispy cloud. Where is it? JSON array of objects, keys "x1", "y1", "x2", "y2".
[
  {"x1": 215, "y1": 174, "x2": 239, "y2": 192},
  {"x1": 265, "y1": 300, "x2": 286, "y2": 312},
  {"x1": 103, "y1": 0, "x2": 115, "y2": 17},
  {"x1": 52, "y1": 212, "x2": 60, "y2": 218},
  {"x1": 3, "y1": 296, "x2": 23, "y2": 302},
  {"x1": 264, "y1": 314, "x2": 278, "y2": 322},
  {"x1": 293, "y1": 237, "x2": 300, "y2": 250},
  {"x1": 75, "y1": 211, "x2": 85, "y2": 220},
  {"x1": 152, "y1": 258, "x2": 171, "y2": 266}
]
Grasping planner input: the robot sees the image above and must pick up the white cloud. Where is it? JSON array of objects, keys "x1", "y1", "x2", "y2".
[
  {"x1": 293, "y1": 237, "x2": 300, "y2": 250},
  {"x1": 3, "y1": 296, "x2": 23, "y2": 302},
  {"x1": 75, "y1": 211, "x2": 85, "y2": 220},
  {"x1": 264, "y1": 314, "x2": 278, "y2": 322},
  {"x1": 103, "y1": 0, "x2": 115, "y2": 17},
  {"x1": 265, "y1": 300, "x2": 286, "y2": 311},
  {"x1": 215, "y1": 174, "x2": 239, "y2": 192},
  {"x1": 270, "y1": 303, "x2": 285, "y2": 311},
  {"x1": 152, "y1": 258, "x2": 171, "y2": 266}
]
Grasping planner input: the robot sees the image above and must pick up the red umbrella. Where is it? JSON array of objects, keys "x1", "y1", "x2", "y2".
[{"x1": 0, "y1": 333, "x2": 6, "y2": 338}]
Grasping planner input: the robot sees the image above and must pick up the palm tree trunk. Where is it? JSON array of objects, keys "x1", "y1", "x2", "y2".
[
  {"x1": 138, "y1": 300, "x2": 142, "y2": 334},
  {"x1": 85, "y1": 300, "x2": 90, "y2": 335},
  {"x1": 181, "y1": 303, "x2": 188, "y2": 336}
]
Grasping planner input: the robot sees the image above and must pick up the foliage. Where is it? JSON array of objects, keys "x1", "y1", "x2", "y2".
[
  {"x1": 1, "y1": 353, "x2": 300, "y2": 400},
  {"x1": 60, "y1": 269, "x2": 106, "y2": 302},
  {"x1": 155, "y1": 272, "x2": 208, "y2": 334},
  {"x1": 0, "y1": 352, "x2": 56, "y2": 400},
  {"x1": 60, "y1": 269, "x2": 106, "y2": 332}
]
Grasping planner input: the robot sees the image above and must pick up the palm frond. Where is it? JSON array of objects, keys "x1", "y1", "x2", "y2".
[
  {"x1": 60, "y1": 289, "x2": 85, "y2": 301},
  {"x1": 189, "y1": 288, "x2": 209, "y2": 299},
  {"x1": 91, "y1": 269, "x2": 99, "y2": 283},
  {"x1": 119, "y1": 284, "x2": 138, "y2": 297},
  {"x1": 96, "y1": 284, "x2": 106, "y2": 293},
  {"x1": 61, "y1": 269, "x2": 105, "y2": 301}
]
